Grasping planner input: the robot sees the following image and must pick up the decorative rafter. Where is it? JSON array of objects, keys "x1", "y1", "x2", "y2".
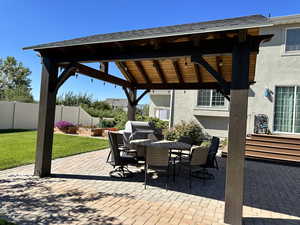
[
  {"x1": 172, "y1": 60, "x2": 184, "y2": 83},
  {"x1": 152, "y1": 60, "x2": 167, "y2": 84},
  {"x1": 134, "y1": 61, "x2": 151, "y2": 84},
  {"x1": 116, "y1": 62, "x2": 137, "y2": 83},
  {"x1": 193, "y1": 64, "x2": 202, "y2": 83}
]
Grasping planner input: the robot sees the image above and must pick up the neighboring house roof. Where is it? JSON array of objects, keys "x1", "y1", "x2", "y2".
[
  {"x1": 271, "y1": 14, "x2": 300, "y2": 25},
  {"x1": 23, "y1": 14, "x2": 271, "y2": 50},
  {"x1": 105, "y1": 98, "x2": 128, "y2": 107}
]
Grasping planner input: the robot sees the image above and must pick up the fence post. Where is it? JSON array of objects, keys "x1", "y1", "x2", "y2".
[
  {"x1": 11, "y1": 101, "x2": 16, "y2": 129},
  {"x1": 77, "y1": 107, "x2": 81, "y2": 126},
  {"x1": 60, "y1": 105, "x2": 64, "y2": 121}
]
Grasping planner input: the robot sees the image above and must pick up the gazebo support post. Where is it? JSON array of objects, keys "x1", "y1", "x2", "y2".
[
  {"x1": 127, "y1": 88, "x2": 137, "y2": 121},
  {"x1": 34, "y1": 57, "x2": 58, "y2": 177},
  {"x1": 224, "y1": 31, "x2": 250, "y2": 225}
]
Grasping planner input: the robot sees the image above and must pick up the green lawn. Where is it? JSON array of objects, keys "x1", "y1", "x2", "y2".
[
  {"x1": 0, "y1": 131, "x2": 109, "y2": 170},
  {"x1": 0, "y1": 218, "x2": 16, "y2": 225}
]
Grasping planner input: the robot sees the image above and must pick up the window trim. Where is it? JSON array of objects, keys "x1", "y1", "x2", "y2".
[
  {"x1": 272, "y1": 85, "x2": 300, "y2": 134},
  {"x1": 283, "y1": 27, "x2": 300, "y2": 56},
  {"x1": 154, "y1": 107, "x2": 170, "y2": 121},
  {"x1": 196, "y1": 89, "x2": 226, "y2": 108}
]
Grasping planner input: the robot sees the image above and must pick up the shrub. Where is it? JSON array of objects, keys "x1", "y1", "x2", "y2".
[
  {"x1": 55, "y1": 120, "x2": 75, "y2": 130},
  {"x1": 99, "y1": 119, "x2": 116, "y2": 128},
  {"x1": 148, "y1": 117, "x2": 169, "y2": 129},
  {"x1": 164, "y1": 121, "x2": 209, "y2": 145}
]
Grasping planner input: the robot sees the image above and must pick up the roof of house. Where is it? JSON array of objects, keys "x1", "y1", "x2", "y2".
[
  {"x1": 23, "y1": 14, "x2": 271, "y2": 50},
  {"x1": 271, "y1": 14, "x2": 300, "y2": 25},
  {"x1": 105, "y1": 98, "x2": 128, "y2": 107}
]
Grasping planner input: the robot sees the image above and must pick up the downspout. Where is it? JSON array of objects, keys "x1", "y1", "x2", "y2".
[{"x1": 169, "y1": 90, "x2": 175, "y2": 128}]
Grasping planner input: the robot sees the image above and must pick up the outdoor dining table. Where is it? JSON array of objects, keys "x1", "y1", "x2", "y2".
[{"x1": 129, "y1": 139, "x2": 192, "y2": 159}]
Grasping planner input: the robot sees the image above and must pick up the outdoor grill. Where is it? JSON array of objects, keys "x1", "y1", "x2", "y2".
[{"x1": 123, "y1": 121, "x2": 155, "y2": 142}]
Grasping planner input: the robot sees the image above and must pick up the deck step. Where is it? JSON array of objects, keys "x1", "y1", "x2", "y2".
[
  {"x1": 248, "y1": 134, "x2": 300, "y2": 145},
  {"x1": 245, "y1": 145, "x2": 300, "y2": 157},
  {"x1": 245, "y1": 141, "x2": 300, "y2": 151},
  {"x1": 222, "y1": 134, "x2": 300, "y2": 164}
]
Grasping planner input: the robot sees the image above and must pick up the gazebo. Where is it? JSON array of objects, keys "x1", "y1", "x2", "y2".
[{"x1": 24, "y1": 15, "x2": 272, "y2": 225}]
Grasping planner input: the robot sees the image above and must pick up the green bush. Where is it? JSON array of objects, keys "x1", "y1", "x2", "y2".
[
  {"x1": 148, "y1": 117, "x2": 169, "y2": 129},
  {"x1": 164, "y1": 121, "x2": 209, "y2": 145},
  {"x1": 99, "y1": 119, "x2": 115, "y2": 128}
]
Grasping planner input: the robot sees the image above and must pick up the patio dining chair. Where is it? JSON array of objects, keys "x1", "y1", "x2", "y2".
[
  {"x1": 201, "y1": 136, "x2": 220, "y2": 179},
  {"x1": 107, "y1": 131, "x2": 138, "y2": 178},
  {"x1": 144, "y1": 146, "x2": 172, "y2": 190},
  {"x1": 180, "y1": 146, "x2": 209, "y2": 189},
  {"x1": 106, "y1": 132, "x2": 130, "y2": 163}
]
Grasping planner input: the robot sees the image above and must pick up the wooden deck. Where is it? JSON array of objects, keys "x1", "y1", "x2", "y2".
[{"x1": 222, "y1": 134, "x2": 300, "y2": 164}]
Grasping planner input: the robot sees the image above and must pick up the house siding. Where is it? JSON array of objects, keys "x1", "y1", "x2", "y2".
[{"x1": 149, "y1": 18, "x2": 300, "y2": 138}]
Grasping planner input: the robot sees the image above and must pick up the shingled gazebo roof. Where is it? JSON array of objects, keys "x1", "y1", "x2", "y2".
[{"x1": 24, "y1": 15, "x2": 273, "y2": 91}]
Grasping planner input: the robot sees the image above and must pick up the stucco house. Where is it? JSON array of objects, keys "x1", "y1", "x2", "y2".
[
  {"x1": 105, "y1": 98, "x2": 128, "y2": 112},
  {"x1": 149, "y1": 14, "x2": 300, "y2": 138}
]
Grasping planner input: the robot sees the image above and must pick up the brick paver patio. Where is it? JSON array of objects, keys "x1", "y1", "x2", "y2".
[{"x1": 0, "y1": 149, "x2": 299, "y2": 225}]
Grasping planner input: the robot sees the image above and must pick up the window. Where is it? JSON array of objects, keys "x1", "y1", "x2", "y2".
[
  {"x1": 285, "y1": 28, "x2": 300, "y2": 52},
  {"x1": 274, "y1": 86, "x2": 300, "y2": 133},
  {"x1": 154, "y1": 108, "x2": 170, "y2": 120},
  {"x1": 197, "y1": 89, "x2": 225, "y2": 107}
]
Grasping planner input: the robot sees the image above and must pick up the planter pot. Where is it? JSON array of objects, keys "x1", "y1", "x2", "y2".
[
  {"x1": 66, "y1": 126, "x2": 78, "y2": 134},
  {"x1": 91, "y1": 128, "x2": 104, "y2": 136}
]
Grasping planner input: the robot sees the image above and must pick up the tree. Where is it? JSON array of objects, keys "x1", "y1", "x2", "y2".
[
  {"x1": 0, "y1": 56, "x2": 33, "y2": 102},
  {"x1": 56, "y1": 91, "x2": 93, "y2": 106}
]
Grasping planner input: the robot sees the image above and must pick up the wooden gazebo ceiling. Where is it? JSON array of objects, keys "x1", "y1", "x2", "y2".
[
  {"x1": 24, "y1": 15, "x2": 273, "y2": 91},
  {"x1": 118, "y1": 53, "x2": 257, "y2": 85}
]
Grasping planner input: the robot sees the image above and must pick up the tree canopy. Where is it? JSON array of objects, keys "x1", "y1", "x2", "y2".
[{"x1": 0, "y1": 56, "x2": 33, "y2": 102}]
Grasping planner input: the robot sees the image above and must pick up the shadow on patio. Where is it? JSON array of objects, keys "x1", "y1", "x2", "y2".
[
  {"x1": 51, "y1": 156, "x2": 300, "y2": 224},
  {"x1": 0, "y1": 175, "x2": 132, "y2": 225}
]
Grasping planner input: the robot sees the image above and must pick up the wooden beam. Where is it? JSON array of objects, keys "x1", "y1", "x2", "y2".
[
  {"x1": 34, "y1": 57, "x2": 58, "y2": 177},
  {"x1": 215, "y1": 56, "x2": 223, "y2": 76},
  {"x1": 134, "y1": 89, "x2": 150, "y2": 104},
  {"x1": 193, "y1": 64, "x2": 202, "y2": 83},
  {"x1": 55, "y1": 63, "x2": 76, "y2": 92},
  {"x1": 122, "y1": 87, "x2": 134, "y2": 106},
  {"x1": 116, "y1": 62, "x2": 137, "y2": 83},
  {"x1": 100, "y1": 62, "x2": 108, "y2": 73},
  {"x1": 224, "y1": 31, "x2": 251, "y2": 225},
  {"x1": 172, "y1": 60, "x2": 184, "y2": 83},
  {"x1": 191, "y1": 55, "x2": 230, "y2": 95},
  {"x1": 47, "y1": 35, "x2": 273, "y2": 64},
  {"x1": 126, "y1": 88, "x2": 137, "y2": 121},
  {"x1": 136, "y1": 81, "x2": 237, "y2": 90},
  {"x1": 152, "y1": 60, "x2": 167, "y2": 84},
  {"x1": 134, "y1": 61, "x2": 151, "y2": 84},
  {"x1": 73, "y1": 63, "x2": 133, "y2": 88}
]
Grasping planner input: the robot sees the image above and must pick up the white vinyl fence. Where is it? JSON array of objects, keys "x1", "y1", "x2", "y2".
[{"x1": 0, "y1": 101, "x2": 100, "y2": 129}]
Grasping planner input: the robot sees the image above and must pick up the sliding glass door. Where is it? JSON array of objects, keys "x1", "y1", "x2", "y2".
[{"x1": 274, "y1": 86, "x2": 300, "y2": 133}]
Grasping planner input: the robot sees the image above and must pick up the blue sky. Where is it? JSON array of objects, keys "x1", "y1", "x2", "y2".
[{"x1": 0, "y1": 0, "x2": 299, "y2": 104}]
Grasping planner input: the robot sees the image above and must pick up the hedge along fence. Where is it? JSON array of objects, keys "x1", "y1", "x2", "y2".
[{"x1": 0, "y1": 101, "x2": 100, "y2": 130}]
